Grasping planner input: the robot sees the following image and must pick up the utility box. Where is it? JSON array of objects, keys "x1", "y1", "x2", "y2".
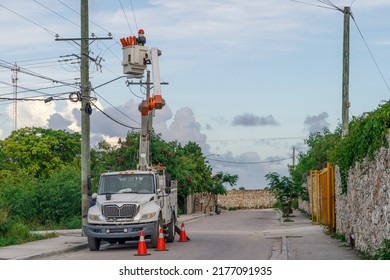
[{"x1": 122, "y1": 45, "x2": 148, "y2": 77}]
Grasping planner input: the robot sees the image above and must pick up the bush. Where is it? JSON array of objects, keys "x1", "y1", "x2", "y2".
[
  {"x1": 371, "y1": 239, "x2": 390, "y2": 260},
  {"x1": 34, "y1": 165, "x2": 81, "y2": 226}
]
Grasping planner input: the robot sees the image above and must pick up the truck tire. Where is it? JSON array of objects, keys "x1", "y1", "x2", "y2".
[
  {"x1": 166, "y1": 213, "x2": 175, "y2": 243},
  {"x1": 151, "y1": 215, "x2": 162, "y2": 248},
  {"x1": 88, "y1": 237, "x2": 101, "y2": 251}
]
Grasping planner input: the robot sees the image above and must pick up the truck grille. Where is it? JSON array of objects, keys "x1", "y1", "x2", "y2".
[{"x1": 103, "y1": 204, "x2": 139, "y2": 219}]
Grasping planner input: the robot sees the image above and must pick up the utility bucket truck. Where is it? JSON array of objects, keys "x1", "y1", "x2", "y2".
[{"x1": 83, "y1": 37, "x2": 177, "y2": 251}]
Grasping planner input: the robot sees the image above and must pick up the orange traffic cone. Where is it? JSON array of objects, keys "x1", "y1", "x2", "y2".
[
  {"x1": 178, "y1": 223, "x2": 189, "y2": 242},
  {"x1": 155, "y1": 227, "x2": 168, "y2": 251},
  {"x1": 134, "y1": 230, "x2": 151, "y2": 256}
]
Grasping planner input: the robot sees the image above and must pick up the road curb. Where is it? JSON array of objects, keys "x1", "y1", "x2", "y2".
[{"x1": 20, "y1": 243, "x2": 89, "y2": 260}]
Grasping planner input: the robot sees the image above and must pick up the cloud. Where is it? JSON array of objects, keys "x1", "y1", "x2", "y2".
[
  {"x1": 7, "y1": 101, "x2": 56, "y2": 129},
  {"x1": 161, "y1": 107, "x2": 211, "y2": 153},
  {"x1": 232, "y1": 113, "x2": 279, "y2": 127},
  {"x1": 303, "y1": 112, "x2": 329, "y2": 134},
  {"x1": 4, "y1": 96, "x2": 292, "y2": 188},
  {"x1": 47, "y1": 113, "x2": 72, "y2": 131},
  {"x1": 209, "y1": 151, "x2": 290, "y2": 188}
]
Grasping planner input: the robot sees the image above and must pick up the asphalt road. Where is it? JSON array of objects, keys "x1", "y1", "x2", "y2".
[{"x1": 46, "y1": 209, "x2": 281, "y2": 260}]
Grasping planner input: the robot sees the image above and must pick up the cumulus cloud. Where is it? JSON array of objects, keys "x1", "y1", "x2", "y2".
[
  {"x1": 6, "y1": 101, "x2": 56, "y2": 129},
  {"x1": 5, "y1": 97, "x2": 290, "y2": 189},
  {"x1": 303, "y1": 112, "x2": 329, "y2": 134},
  {"x1": 209, "y1": 151, "x2": 290, "y2": 188},
  {"x1": 232, "y1": 113, "x2": 279, "y2": 127},
  {"x1": 161, "y1": 107, "x2": 211, "y2": 153},
  {"x1": 47, "y1": 113, "x2": 72, "y2": 131}
]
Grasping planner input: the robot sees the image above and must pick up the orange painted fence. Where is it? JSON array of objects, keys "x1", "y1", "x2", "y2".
[{"x1": 309, "y1": 163, "x2": 335, "y2": 231}]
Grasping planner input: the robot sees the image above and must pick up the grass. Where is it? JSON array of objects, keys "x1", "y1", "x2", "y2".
[{"x1": 0, "y1": 221, "x2": 58, "y2": 247}]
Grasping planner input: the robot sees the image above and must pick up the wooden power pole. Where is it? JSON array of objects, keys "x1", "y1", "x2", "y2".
[
  {"x1": 55, "y1": 0, "x2": 112, "y2": 233},
  {"x1": 80, "y1": 0, "x2": 90, "y2": 231},
  {"x1": 342, "y1": 6, "x2": 351, "y2": 137}
]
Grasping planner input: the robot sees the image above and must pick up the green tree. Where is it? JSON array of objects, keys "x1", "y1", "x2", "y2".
[
  {"x1": 265, "y1": 172, "x2": 302, "y2": 217},
  {"x1": 201, "y1": 171, "x2": 238, "y2": 212},
  {"x1": 329, "y1": 102, "x2": 390, "y2": 193},
  {"x1": 291, "y1": 127, "x2": 341, "y2": 186},
  {"x1": 0, "y1": 127, "x2": 81, "y2": 177},
  {"x1": 171, "y1": 142, "x2": 213, "y2": 203}
]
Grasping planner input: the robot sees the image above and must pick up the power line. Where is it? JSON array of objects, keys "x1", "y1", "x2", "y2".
[
  {"x1": 208, "y1": 157, "x2": 293, "y2": 165},
  {"x1": 118, "y1": 0, "x2": 134, "y2": 35},
  {"x1": 0, "y1": 3, "x2": 57, "y2": 37},
  {"x1": 129, "y1": 0, "x2": 139, "y2": 31},
  {"x1": 184, "y1": 137, "x2": 305, "y2": 143},
  {"x1": 0, "y1": 59, "x2": 78, "y2": 88},
  {"x1": 56, "y1": 0, "x2": 112, "y2": 35},
  {"x1": 0, "y1": 96, "x2": 69, "y2": 102},
  {"x1": 92, "y1": 90, "x2": 141, "y2": 126},
  {"x1": 288, "y1": 0, "x2": 338, "y2": 10},
  {"x1": 91, "y1": 101, "x2": 140, "y2": 130},
  {"x1": 0, "y1": 82, "x2": 76, "y2": 99},
  {"x1": 350, "y1": 14, "x2": 390, "y2": 93},
  {"x1": 33, "y1": 0, "x2": 80, "y2": 28}
]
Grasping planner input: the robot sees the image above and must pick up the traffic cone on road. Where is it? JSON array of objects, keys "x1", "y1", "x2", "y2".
[
  {"x1": 178, "y1": 223, "x2": 189, "y2": 242},
  {"x1": 134, "y1": 230, "x2": 151, "y2": 256},
  {"x1": 155, "y1": 227, "x2": 168, "y2": 251}
]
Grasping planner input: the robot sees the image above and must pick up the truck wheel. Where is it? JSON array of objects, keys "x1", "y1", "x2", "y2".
[
  {"x1": 166, "y1": 213, "x2": 175, "y2": 243},
  {"x1": 151, "y1": 215, "x2": 162, "y2": 248},
  {"x1": 88, "y1": 237, "x2": 101, "y2": 251}
]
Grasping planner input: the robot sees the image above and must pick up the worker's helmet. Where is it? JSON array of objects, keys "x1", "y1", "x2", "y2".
[{"x1": 138, "y1": 29, "x2": 144, "y2": 34}]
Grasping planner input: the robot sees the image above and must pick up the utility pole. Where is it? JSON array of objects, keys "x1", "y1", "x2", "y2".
[
  {"x1": 55, "y1": 0, "x2": 111, "y2": 233},
  {"x1": 12, "y1": 63, "x2": 18, "y2": 131},
  {"x1": 292, "y1": 146, "x2": 296, "y2": 168},
  {"x1": 80, "y1": 0, "x2": 90, "y2": 230},
  {"x1": 342, "y1": 6, "x2": 351, "y2": 137}
]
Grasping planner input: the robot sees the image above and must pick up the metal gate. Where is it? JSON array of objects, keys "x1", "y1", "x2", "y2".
[{"x1": 309, "y1": 162, "x2": 335, "y2": 231}]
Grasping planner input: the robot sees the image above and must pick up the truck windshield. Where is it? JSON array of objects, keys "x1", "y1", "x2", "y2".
[{"x1": 98, "y1": 174, "x2": 155, "y2": 194}]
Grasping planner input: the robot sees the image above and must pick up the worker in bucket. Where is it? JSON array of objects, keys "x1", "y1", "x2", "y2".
[{"x1": 137, "y1": 29, "x2": 146, "y2": 46}]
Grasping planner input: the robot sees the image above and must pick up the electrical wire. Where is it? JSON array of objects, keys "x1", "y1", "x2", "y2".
[
  {"x1": 91, "y1": 101, "x2": 140, "y2": 130},
  {"x1": 183, "y1": 137, "x2": 305, "y2": 143},
  {"x1": 129, "y1": 0, "x2": 139, "y2": 31},
  {"x1": 207, "y1": 157, "x2": 293, "y2": 165},
  {"x1": 0, "y1": 82, "x2": 77, "y2": 98},
  {"x1": 56, "y1": 0, "x2": 122, "y2": 65},
  {"x1": 350, "y1": 14, "x2": 390, "y2": 93},
  {"x1": 288, "y1": 0, "x2": 338, "y2": 10},
  {"x1": 33, "y1": 0, "x2": 80, "y2": 28},
  {"x1": 0, "y1": 59, "x2": 78, "y2": 88},
  {"x1": 0, "y1": 3, "x2": 57, "y2": 37},
  {"x1": 56, "y1": 0, "x2": 112, "y2": 35},
  {"x1": 93, "y1": 91, "x2": 141, "y2": 126},
  {"x1": 119, "y1": 0, "x2": 134, "y2": 35},
  {"x1": 0, "y1": 96, "x2": 68, "y2": 102}
]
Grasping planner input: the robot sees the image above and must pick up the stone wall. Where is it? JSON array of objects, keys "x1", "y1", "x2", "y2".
[
  {"x1": 299, "y1": 131, "x2": 390, "y2": 254},
  {"x1": 334, "y1": 134, "x2": 390, "y2": 253},
  {"x1": 218, "y1": 190, "x2": 276, "y2": 209}
]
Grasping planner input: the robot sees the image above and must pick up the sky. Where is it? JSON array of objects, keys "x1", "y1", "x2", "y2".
[{"x1": 1, "y1": 0, "x2": 390, "y2": 189}]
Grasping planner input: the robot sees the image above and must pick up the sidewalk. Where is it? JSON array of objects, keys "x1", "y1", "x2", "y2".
[
  {"x1": 265, "y1": 210, "x2": 362, "y2": 260},
  {"x1": 0, "y1": 213, "x2": 205, "y2": 260},
  {"x1": 0, "y1": 210, "x2": 363, "y2": 260}
]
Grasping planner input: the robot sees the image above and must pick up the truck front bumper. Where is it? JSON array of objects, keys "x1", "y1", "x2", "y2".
[{"x1": 83, "y1": 222, "x2": 154, "y2": 239}]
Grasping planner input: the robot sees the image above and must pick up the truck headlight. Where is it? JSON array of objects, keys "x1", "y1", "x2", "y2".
[
  {"x1": 88, "y1": 214, "x2": 102, "y2": 221},
  {"x1": 140, "y1": 212, "x2": 156, "y2": 220}
]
